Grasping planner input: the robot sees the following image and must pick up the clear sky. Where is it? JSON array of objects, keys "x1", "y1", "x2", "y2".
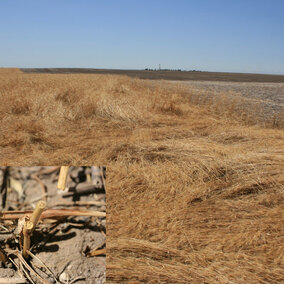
[{"x1": 0, "y1": 0, "x2": 283, "y2": 74}]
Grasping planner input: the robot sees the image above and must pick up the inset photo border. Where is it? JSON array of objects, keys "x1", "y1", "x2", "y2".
[{"x1": 0, "y1": 166, "x2": 106, "y2": 283}]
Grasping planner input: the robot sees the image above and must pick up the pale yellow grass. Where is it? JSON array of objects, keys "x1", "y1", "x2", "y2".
[{"x1": 0, "y1": 71, "x2": 283, "y2": 283}]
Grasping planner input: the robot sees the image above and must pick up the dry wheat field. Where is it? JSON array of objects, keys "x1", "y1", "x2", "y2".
[{"x1": 0, "y1": 68, "x2": 284, "y2": 283}]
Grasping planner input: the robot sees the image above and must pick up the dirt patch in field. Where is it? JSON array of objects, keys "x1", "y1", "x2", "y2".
[{"x1": 160, "y1": 80, "x2": 284, "y2": 127}]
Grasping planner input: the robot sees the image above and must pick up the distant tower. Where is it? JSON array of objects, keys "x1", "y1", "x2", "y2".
[{"x1": 159, "y1": 64, "x2": 161, "y2": 70}]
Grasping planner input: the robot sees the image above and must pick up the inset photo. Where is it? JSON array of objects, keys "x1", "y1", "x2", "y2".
[{"x1": 0, "y1": 166, "x2": 106, "y2": 283}]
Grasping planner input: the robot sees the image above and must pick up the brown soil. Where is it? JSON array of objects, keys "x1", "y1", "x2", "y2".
[{"x1": 0, "y1": 167, "x2": 106, "y2": 283}]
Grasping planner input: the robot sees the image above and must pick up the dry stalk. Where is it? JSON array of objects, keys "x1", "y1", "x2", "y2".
[
  {"x1": 22, "y1": 220, "x2": 33, "y2": 259},
  {"x1": 39, "y1": 208, "x2": 106, "y2": 218},
  {"x1": 29, "y1": 200, "x2": 46, "y2": 232},
  {"x1": 1, "y1": 208, "x2": 106, "y2": 220},
  {"x1": 27, "y1": 251, "x2": 59, "y2": 284},
  {"x1": 88, "y1": 248, "x2": 106, "y2": 257},
  {"x1": 57, "y1": 166, "x2": 70, "y2": 190},
  {"x1": 52, "y1": 201, "x2": 106, "y2": 207},
  {"x1": 22, "y1": 201, "x2": 46, "y2": 259},
  {"x1": 17, "y1": 252, "x2": 51, "y2": 284}
]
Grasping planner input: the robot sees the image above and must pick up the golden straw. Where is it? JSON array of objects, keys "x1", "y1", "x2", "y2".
[
  {"x1": 29, "y1": 200, "x2": 46, "y2": 232},
  {"x1": 57, "y1": 166, "x2": 70, "y2": 190}
]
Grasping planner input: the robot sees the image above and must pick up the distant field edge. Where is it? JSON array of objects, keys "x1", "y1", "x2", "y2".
[
  {"x1": 0, "y1": 68, "x2": 22, "y2": 74},
  {"x1": 19, "y1": 68, "x2": 284, "y2": 83}
]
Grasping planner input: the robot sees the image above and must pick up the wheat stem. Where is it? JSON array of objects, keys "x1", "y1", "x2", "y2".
[
  {"x1": 22, "y1": 220, "x2": 33, "y2": 259},
  {"x1": 29, "y1": 200, "x2": 46, "y2": 232},
  {"x1": 57, "y1": 166, "x2": 70, "y2": 190}
]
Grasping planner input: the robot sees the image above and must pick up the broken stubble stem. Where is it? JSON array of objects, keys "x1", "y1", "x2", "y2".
[
  {"x1": 88, "y1": 248, "x2": 106, "y2": 257},
  {"x1": 57, "y1": 166, "x2": 70, "y2": 190},
  {"x1": 22, "y1": 221, "x2": 33, "y2": 259},
  {"x1": 29, "y1": 200, "x2": 46, "y2": 232},
  {"x1": 22, "y1": 201, "x2": 46, "y2": 259}
]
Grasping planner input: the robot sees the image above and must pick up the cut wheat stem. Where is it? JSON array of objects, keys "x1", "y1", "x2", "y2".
[
  {"x1": 57, "y1": 166, "x2": 70, "y2": 190},
  {"x1": 88, "y1": 248, "x2": 106, "y2": 257},
  {"x1": 29, "y1": 200, "x2": 46, "y2": 232},
  {"x1": 1, "y1": 208, "x2": 106, "y2": 220},
  {"x1": 22, "y1": 220, "x2": 33, "y2": 259}
]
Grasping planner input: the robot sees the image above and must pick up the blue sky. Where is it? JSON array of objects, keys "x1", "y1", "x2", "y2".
[{"x1": 0, "y1": 0, "x2": 283, "y2": 74}]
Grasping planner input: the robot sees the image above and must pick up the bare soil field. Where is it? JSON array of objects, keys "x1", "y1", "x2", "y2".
[
  {"x1": 0, "y1": 69, "x2": 283, "y2": 283},
  {"x1": 181, "y1": 80, "x2": 284, "y2": 104},
  {"x1": 0, "y1": 166, "x2": 106, "y2": 283},
  {"x1": 167, "y1": 80, "x2": 284, "y2": 126}
]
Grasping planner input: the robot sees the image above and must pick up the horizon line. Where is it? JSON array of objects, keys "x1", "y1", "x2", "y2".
[{"x1": 1, "y1": 67, "x2": 284, "y2": 76}]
